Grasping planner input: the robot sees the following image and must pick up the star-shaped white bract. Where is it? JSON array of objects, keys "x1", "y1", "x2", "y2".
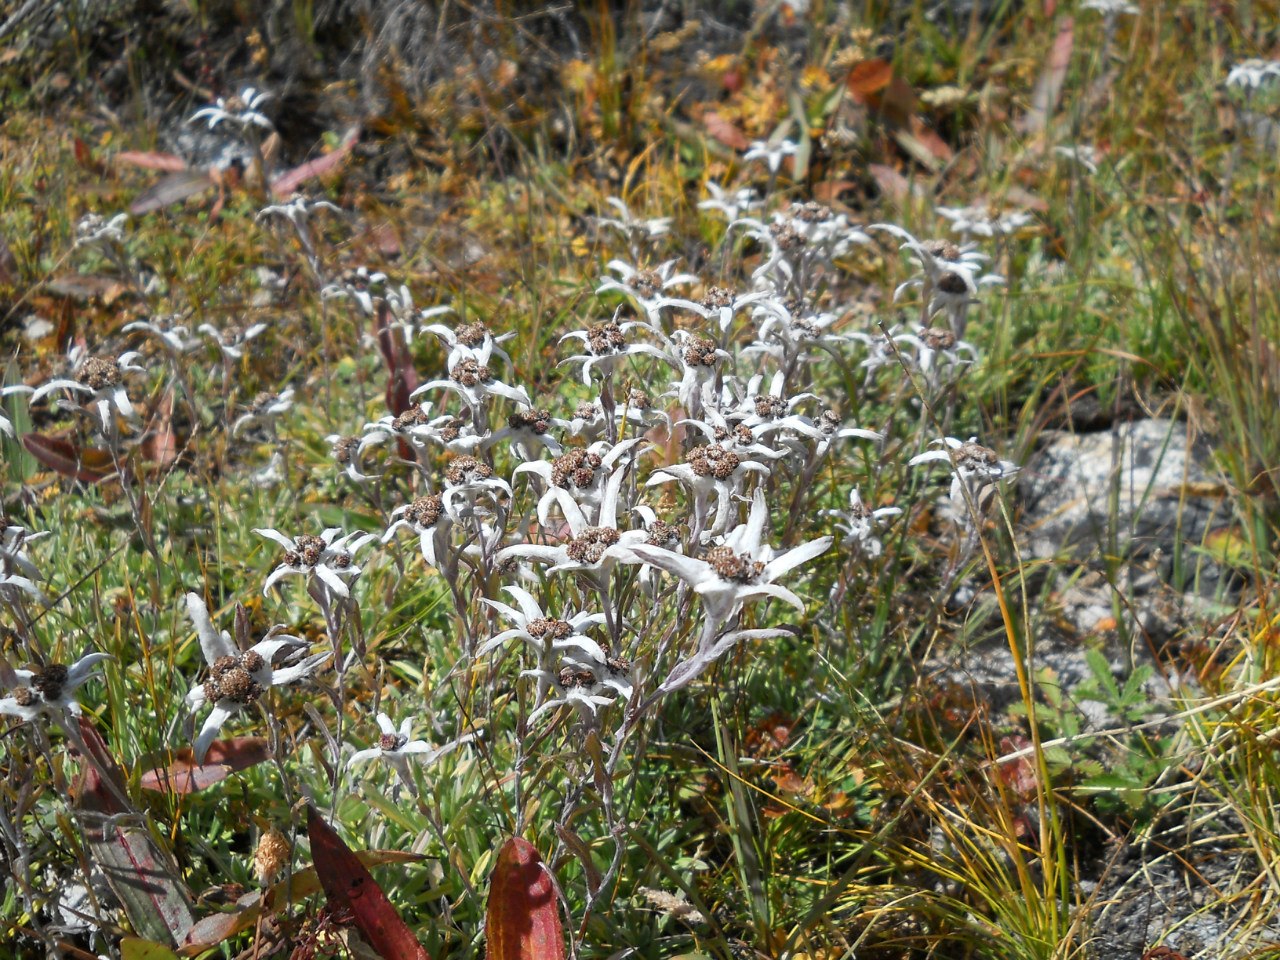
[
  {"x1": 514, "y1": 437, "x2": 645, "y2": 529},
  {"x1": 184, "y1": 592, "x2": 330, "y2": 764},
  {"x1": 596, "y1": 259, "x2": 698, "y2": 325},
  {"x1": 30, "y1": 350, "x2": 145, "y2": 434},
  {"x1": 496, "y1": 461, "x2": 646, "y2": 577},
  {"x1": 824, "y1": 488, "x2": 902, "y2": 559},
  {"x1": 698, "y1": 181, "x2": 762, "y2": 223},
  {"x1": 558, "y1": 315, "x2": 667, "y2": 385},
  {"x1": 383, "y1": 494, "x2": 452, "y2": 569},
  {"x1": 347, "y1": 712, "x2": 477, "y2": 795},
  {"x1": 908, "y1": 436, "x2": 1019, "y2": 517},
  {"x1": 477, "y1": 585, "x2": 608, "y2": 662},
  {"x1": 189, "y1": 86, "x2": 274, "y2": 132},
  {"x1": 743, "y1": 138, "x2": 798, "y2": 174},
  {"x1": 255, "y1": 527, "x2": 378, "y2": 600},
  {"x1": 630, "y1": 488, "x2": 832, "y2": 630},
  {"x1": 0, "y1": 652, "x2": 112, "y2": 721}
]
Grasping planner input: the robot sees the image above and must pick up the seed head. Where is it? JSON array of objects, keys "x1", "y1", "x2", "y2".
[
  {"x1": 456, "y1": 322, "x2": 489, "y2": 347},
  {"x1": 700, "y1": 286, "x2": 735, "y2": 310},
  {"x1": 687, "y1": 444, "x2": 740, "y2": 480},
  {"x1": 406, "y1": 494, "x2": 443, "y2": 527},
  {"x1": 450, "y1": 359, "x2": 492, "y2": 387},
  {"x1": 551, "y1": 449, "x2": 603, "y2": 488},
  {"x1": 254, "y1": 829, "x2": 290, "y2": 885},
  {"x1": 683, "y1": 336, "x2": 719, "y2": 368},
  {"x1": 331, "y1": 436, "x2": 359, "y2": 463},
  {"x1": 293, "y1": 535, "x2": 327, "y2": 567},
  {"x1": 936, "y1": 271, "x2": 970, "y2": 295},
  {"x1": 921, "y1": 327, "x2": 957, "y2": 350},
  {"x1": 565, "y1": 526, "x2": 621, "y2": 565},
  {"x1": 508, "y1": 408, "x2": 551, "y2": 435},
  {"x1": 77, "y1": 357, "x2": 122, "y2": 391},
  {"x1": 705, "y1": 546, "x2": 765, "y2": 582},
  {"x1": 527, "y1": 617, "x2": 573, "y2": 640},
  {"x1": 586, "y1": 321, "x2": 626, "y2": 355},
  {"x1": 445, "y1": 456, "x2": 492, "y2": 484}
]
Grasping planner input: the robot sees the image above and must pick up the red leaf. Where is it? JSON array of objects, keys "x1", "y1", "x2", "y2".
[
  {"x1": 115, "y1": 151, "x2": 189, "y2": 172},
  {"x1": 130, "y1": 171, "x2": 215, "y2": 216},
  {"x1": 140, "y1": 738, "x2": 271, "y2": 794},
  {"x1": 701, "y1": 112, "x2": 749, "y2": 151},
  {"x1": 846, "y1": 59, "x2": 894, "y2": 97},
  {"x1": 373, "y1": 300, "x2": 418, "y2": 416},
  {"x1": 485, "y1": 837, "x2": 565, "y2": 960},
  {"x1": 73, "y1": 137, "x2": 105, "y2": 176},
  {"x1": 74, "y1": 719, "x2": 195, "y2": 945},
  {"x1": 307, "y1": 805, "x2": 429, "y2": 960},
  {"x1": 22, "y1": 433, "x2": 115, "y2": 483},
  {"x1": 270, "y1": 125, "x2": 361, "y2": 198}
]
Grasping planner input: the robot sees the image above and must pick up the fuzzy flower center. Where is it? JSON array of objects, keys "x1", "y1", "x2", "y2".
[
  {"x1": 645, "y1": 519, "x2": 678, "y2": 547},
  {"x1": 753, "y1": 395, "x2": 787, "y2": 419},
  {"x1": 456, "y1": 322, "x2": 489, "y2": 347},
  {"x1": 450, "y1": 359, "x2": 492, "y2": 387},
  {"x1": 331, "y1": 436, "x2": 359, "y2": 463},
  {"x1": 705, "y1": 546, "x2": 766, "y2": 582},
  {"x1": 551, "y1": 449, "x2": 603, "y2": 488},
  {"x1": 631, "y1": 270, "x2": 662, "y2": 299},
  {"x1": 790, "y1": 201, "x2": 833, "y2": 224},
  {"x1": 955, "y1": 442, "x2": 1000, "y2": 471},
  {"x1": 688, "y1": 444, "x2": 740, "y2": 480},
  {"x1": 683, "y1": 336, "x2": 719, "y2": 368},
  {"x1": 700, "y1": 286, "x2": 735, "y2": 310},
  {"x1": 936, "y1": 271, "x2": 970, "y2": 295},
  {"x1": 921, "y1": 239, "x2": 962, "y2": 261},
  {"x1": 558, "y1": 666, "x2": 598, "y2": 689},
  {"x1": 565, "y1": 526, "x2": 621, "y2": 564},
  {"x1": 78, "y1": 357, "x2": 121, "y2": 391},
  {"x1": 586, "y1": 321, "x2": 626, "y2": 355},
  {"x1": 285, "y1": 534, "x2": 327, "y2": 568},
  {"x1": 392, "y1": 406, "x2": 431, "y2": 431},
  {"x1": 379, "y1": 732, "x2": 409, "y2": 751},
  {"x1": 445, "y1": 456, "x2": 493, "y2": 484},
  {"x1": 769, "y1": 222, "x2": 805, "y2": 250},
  {"x1": 527, "y1": 617, "x2": 573, "y2": 640},
  {"x1": 32, "y1": 663, "x2": 69, "y2": 702},
  {"x1": 508, "y1": 409, "x2": 551, "y2": 435},
  {"x1": 204, "y1": 650, "x2": 267, "y2": 705},
  {"x1": 921, "y1": 327, "x2": 957, "y2": 350},
  {"x1": 406, "y1": 494, "x2": 443, "y2": 527},
  {"x1": 627, "y1": 388, "x2": 650, "y2": 409}
]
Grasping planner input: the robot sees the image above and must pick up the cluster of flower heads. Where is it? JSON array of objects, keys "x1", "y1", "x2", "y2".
[{"x1": 0, "y1": 106, "x2": 1028, "y2": 790}]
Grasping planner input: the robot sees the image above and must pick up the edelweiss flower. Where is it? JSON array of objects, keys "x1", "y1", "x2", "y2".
[
  {"x1": 122, "y1": 315, "x2": 200, "y2": 355},
  {"x1": 1226, "y1": 59, "x2": 1280, "y2": 91},
  {"x1": 325, "y1": 434, "x2": 378, "y2": 483},
  {"x1": 595, "y1": 197, "x2": 673, "y2": 246},
  {"x1": 320, "y1": 267, "x2": 389, "y2": 316},
  {"x1": 189, "y1": 86, "x2": 274, "y2": 132},
  {"x1": 1053, "y1": 145, "x2": 1100, "y2": 175},
  {"x1": 412, "y1": 353, "x2": 531, "y2": 413},
  {"x1": 514, "y1": 437, "x2": 645, "y2": 528},
  {"x1": 496, "y1": 462, "x2": 645, "y2": 577},
  {"x1": 662, "y1": 330, "x2": 730, "y2": 416},
  {"x1": 909, "y1": 436, "x2": 1019, "y2": 520},
  {"x1": 698, "y1": 181, "x2": 763, "y2": 223},
  {"x1": 824, "y1": 488, "x2": 901, "y2": 558},
  {"x1": 184, "y1": 592, "x2": 329, "y2": 763},
  {"x1": 347, "y1": 712, "x2": 477, "y2": 794},
  {"x1": 521, "y1": 659, "x2": 635, "y2": 723},
  {"x1": 197, "y1": 321, "x2": 268, "y2": 362},
  {"x1": 892, "y1": 326, "x2": 980, "y2": 387},
  {"x1": 0, "y1": 653, "x2": 112, "y2": 721},
  {"x1": 256, "y1": 527, "x2": 378, "y2": 600},
  {"x1": 477, "y1": 586, "x2": 608, "y2": 661},
  {"x1": 1, "y1": 522, "x2": 49, "y2": 606},
  {"x1": 563, "y1": 391, "x2": 669, "y2": 440},
  {"x1": 630, "y1": 489, "x2": 831, "y2": 691},
  {"x1": 383, "y1": 494, "x2": 452, "y2": 568},
  {"x1": 30, "y1": 349, "x2": 145, "y2": 434},
  {"x1": 686, "y1": 285, "x2": 774, "y2": 333},
  {"x1": 1080, "y1": 0, "x2": 1138, "y2": 15},
  {"x1": 743, "y1": 138, "x2": 799, "y2": 174},
  {"x1": 232, "y1": 388, "x2": 295, "y2": 437},
  {"x1": 936, "y1": 203, "x2": 1032, "y2": 240},
  {"x1": 257, "y1": 194, "x2": 341, "y2": 230},
  {"x1": 419, "y1": 319, "x2": 515, "y2": 368},
  {"x1": 596, "y1": 259, "x2": 698, "y2": 324},
  {"x1": 486, "y1": 407, "x2": 565, "y2": 458},
  {"x1": 647, "y1": 441, "x2": 772, "y2": 538},
  {"x1": 744, "y1": 301, "x2": 847, "y2": 365},
  {"x1": 441, "y1": 455, "x2": 513, "y2": 522},
  {"x1": 559, "y1": 315, "x2": 667, "y2": 384}
]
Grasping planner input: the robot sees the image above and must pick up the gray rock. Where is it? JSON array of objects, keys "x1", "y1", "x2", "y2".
[{"x1": 1020, "y1": 418, "x2": 1230, "y2": 567}]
